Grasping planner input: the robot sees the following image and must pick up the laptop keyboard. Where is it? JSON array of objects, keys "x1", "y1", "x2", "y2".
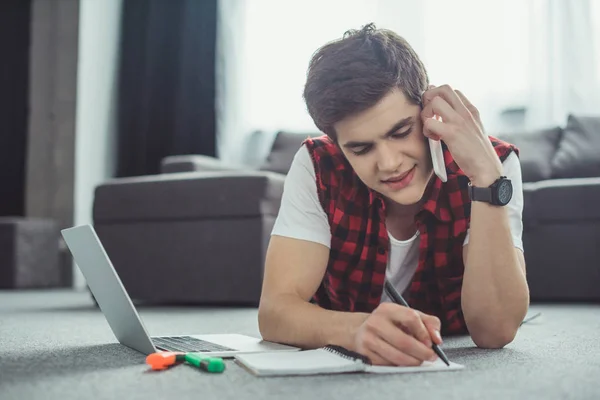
[{"x1": 152, "y1": 336, "x2": 236, "y2": 353}]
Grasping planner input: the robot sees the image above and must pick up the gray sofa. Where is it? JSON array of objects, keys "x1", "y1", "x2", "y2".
[{"x1": 92, "y1": 114, "x2": 600, "y2": 305}]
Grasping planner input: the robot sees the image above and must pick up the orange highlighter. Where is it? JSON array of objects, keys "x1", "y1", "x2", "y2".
[{"x1": 146, "y1": 351, "x2": 186, "y2": 371}]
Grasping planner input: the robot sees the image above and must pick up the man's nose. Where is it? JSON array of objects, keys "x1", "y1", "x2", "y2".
[{"x1": 376, "y1": 143, "x2": 401, "y2": 173}]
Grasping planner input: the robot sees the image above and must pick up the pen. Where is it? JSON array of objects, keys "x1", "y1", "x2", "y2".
[{"x1": 383, "y1": 280, "x2": 451, "y2": 367}]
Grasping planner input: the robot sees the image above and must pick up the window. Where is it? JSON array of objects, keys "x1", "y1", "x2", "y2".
[{"x1": 228, "y1": 0, "x2": 597, "y2": 149}]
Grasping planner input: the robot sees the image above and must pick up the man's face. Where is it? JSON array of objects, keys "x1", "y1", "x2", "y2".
[{"x1": 334, "y1": 88, "x2": 434, "y2": 206}]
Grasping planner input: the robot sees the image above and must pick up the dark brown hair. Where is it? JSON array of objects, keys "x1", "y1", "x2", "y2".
[{"x1": 303, "y1": 23, "x2": 429, "y2": 139}]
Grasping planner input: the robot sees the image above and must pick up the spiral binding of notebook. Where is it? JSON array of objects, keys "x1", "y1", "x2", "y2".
[{"x1": 323, "y1": 345, "x2": 372, "y2": 365}]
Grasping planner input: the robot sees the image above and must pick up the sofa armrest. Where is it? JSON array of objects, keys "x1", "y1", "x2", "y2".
[
  {"x1": 523, "y1": 177, "x2": 600, "y2": 223},
  {"x1": 521, "y1": 177, "x2": 600, "y2": 301},
  {"x1": 160, "y1": 155, "x2": 245, "y2": 173},
  {"x1": 93, "y1": 171, "x2": 286, "y2": 223}
]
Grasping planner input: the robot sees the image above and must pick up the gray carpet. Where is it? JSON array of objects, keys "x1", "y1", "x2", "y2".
[{"x1": 1, "y1": 289, "x2": 599, "y2": 400}]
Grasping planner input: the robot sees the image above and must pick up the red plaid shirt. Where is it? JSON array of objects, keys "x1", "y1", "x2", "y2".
[{"x1": 304, "y1": 135, "x2": 518, "y2": 335}]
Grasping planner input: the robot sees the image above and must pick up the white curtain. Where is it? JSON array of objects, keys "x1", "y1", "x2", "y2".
[
  {"x1": 526, "y1": 0, "x2": 600, "y2": 129},
  {"x1": 215, "y1": 0, "x2": 248, "y2": 164},
  {"x1": 215, "y1": 0, "x2": 600, "y2": 163}
]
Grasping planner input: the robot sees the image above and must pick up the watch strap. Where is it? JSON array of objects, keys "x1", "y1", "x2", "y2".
[{"x1": 469, "y1": 184, "x2": 493, "y2": 203}]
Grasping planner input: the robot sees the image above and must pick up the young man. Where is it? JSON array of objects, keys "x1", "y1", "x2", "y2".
[{"x1": 258, "y1": 23, "x2": 529, "y2": 366}]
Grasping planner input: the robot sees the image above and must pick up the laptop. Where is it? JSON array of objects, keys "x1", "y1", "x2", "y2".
[{"x1": 61, "y1": 224, "x2": 300, "y2": 357}]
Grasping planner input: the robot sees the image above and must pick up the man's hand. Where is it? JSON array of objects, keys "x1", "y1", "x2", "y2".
[
  {"x1": 420, "y1": 84, "x2": 502, "y2": 187},
  {"x1": 353, "y1": 303, "x2": 443, "y2": 366}
]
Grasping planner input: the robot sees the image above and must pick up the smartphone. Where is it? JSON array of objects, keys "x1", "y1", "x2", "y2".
[{"x1": 429, "y1": 115, "x2": 447, "y2": 182}]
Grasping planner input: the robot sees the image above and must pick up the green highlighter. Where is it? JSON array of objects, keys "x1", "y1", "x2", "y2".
[{"x1": 184, "y1": 353, "x2": 226, "y2": 373}]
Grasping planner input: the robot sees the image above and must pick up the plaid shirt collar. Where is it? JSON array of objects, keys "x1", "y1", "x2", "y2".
[{"x1": 368, "y1": 178, "x2": 451, "y2": 223}]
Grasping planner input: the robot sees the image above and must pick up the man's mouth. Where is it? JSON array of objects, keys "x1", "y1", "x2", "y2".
[
  {"x1": 380, "y1": 166, "x2": 417, "y2": 191},
  {"x1": 381, "y1": 167, "x2": 414, "y2": 183}
]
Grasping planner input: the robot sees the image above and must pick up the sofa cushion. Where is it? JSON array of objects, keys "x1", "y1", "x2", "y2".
[
  {"x1": 551, "y1": 114, "x2": 600, "y2": 179},
  {"x1": 259, "y1": 131, "x2": 313, "y2": 174},
  {"x1": 495, "y1": 127, "x2": 562, "y2": 182},
  {"x1": 161, "y1": 155, "x2": 244, "y2": 173}
]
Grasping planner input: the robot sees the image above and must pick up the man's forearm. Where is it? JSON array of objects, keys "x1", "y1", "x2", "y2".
[
  {"x1": 258, "y1": 294, "x2": 369, "y2": 350},
  {"x1": 462, "y1": 202, "x2": 530, "y2": 348}
]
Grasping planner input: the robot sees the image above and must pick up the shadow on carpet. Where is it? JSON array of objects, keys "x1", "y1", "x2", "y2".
[{"x1": 1, "y1": 343, "x2": 145, "y2": 384}]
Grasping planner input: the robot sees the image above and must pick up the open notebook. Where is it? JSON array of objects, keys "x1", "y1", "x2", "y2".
[{"x1": 234, "y1": 345, "x2": 464, "y2": 377}]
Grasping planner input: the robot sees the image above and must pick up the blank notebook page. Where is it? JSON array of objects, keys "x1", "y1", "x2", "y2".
[
  {"x1": 235, "y1": 349, "x2": 465, "y2": 376},
  {"x1": 234, "y1": 349, "x2": 363, "y2": 376},
  {"x1": 366, "y1": 359, "x2": 465, "y2": 373}
]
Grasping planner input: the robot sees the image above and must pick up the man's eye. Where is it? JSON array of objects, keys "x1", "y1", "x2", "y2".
[
  {"x1": 352, "y1": 145, "x2": 372, "y2": 156},
  {"x1": 392, "y1": 129, "x2": 412, "y2": 138}
]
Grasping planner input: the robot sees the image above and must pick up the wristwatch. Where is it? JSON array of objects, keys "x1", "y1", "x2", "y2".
[{"x1": 468, "y1": 176, "x2": 513, "y2": 206}]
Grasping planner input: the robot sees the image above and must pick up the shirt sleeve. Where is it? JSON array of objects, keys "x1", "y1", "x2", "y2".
[
  {"x1": 463, "y1": 151, "x2": 524, "y2": 251},
  {"x1": 270, "y1": 145, "x2": 332, "y2": 248}
]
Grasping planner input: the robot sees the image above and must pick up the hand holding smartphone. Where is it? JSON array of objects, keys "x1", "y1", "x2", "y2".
[{"x1": 429, "y1": 115, "x2": 447, "y2": 182}]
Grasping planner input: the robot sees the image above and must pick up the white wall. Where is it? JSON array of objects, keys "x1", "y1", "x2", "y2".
[{"x1": 73, "y1": 0, "x2": 123, "y2": 288}]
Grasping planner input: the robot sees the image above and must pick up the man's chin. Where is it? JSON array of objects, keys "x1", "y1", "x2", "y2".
[
  {"x1": 381, "y1": 185, "x2": 426, "y2": 207},
  {"x1": 386, "y1": 193, "x2": 422, "y2": 206}
]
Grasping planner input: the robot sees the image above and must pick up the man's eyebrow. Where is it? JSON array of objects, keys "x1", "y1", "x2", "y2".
[{"x1": 342, "y1": 117, "x2": 415, "y2": 148}]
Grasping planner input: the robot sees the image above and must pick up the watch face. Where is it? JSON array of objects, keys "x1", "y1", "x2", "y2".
[{"x1": 497, "y1": 180, "x2": 513, "y2": 205}]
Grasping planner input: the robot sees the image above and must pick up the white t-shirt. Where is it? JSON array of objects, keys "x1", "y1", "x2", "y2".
[{"x1": 271, "y1": 145, "x2": 524, "y2": 301}]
